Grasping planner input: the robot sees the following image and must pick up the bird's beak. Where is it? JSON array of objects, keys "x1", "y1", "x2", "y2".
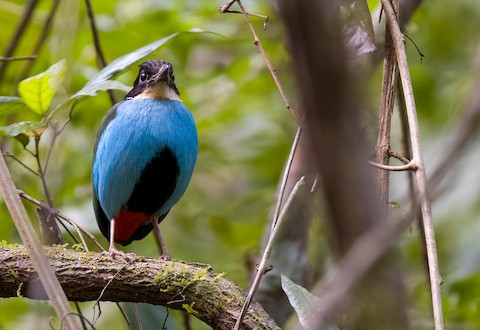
[{"x1": 150, "y1": 63, "x2": 172, "y2": 86}]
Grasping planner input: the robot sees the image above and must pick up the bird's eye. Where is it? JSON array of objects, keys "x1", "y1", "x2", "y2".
[{"x1": 139, "y1": 70, "x2": 149, "y2": 83}]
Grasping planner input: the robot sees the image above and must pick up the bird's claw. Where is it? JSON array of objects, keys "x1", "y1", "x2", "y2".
[
  {"x1": 159, "y1": 252, "x2": 171, "y2": 261},
  {"x1": 104, "y1": 247, "x2": 136, "y2": 262}
]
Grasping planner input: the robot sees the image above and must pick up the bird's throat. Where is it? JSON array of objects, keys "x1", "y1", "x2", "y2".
[{"x1": 134, "y1": 83, "x2": 181, "y2": 101}]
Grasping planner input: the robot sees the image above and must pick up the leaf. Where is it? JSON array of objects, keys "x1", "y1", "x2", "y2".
[
  {"x1": 78, "y1": 31, "x2": 186, "y2": 98},
  {"x1": 281, "y1": 274, "x2": 339, "y2": 330},
  {"x1": 76, "y1": 29, "x2": 207, "y2": 97},
  {"x1": 340, "y1": 0, "x2": 376, "y2": 56},
  {"x1": 46, "y1": 29, "x2": 206, "y2": 123},
  {"x1": 14, "y1": 134, "x2": 30, "y2": 147},
  {"x1": 0, "y1": 121, "x2": 46, "y2": 137},
  {"x1": 73, "y1": 80, "x2": 130, "y2": 99},
  {"x1": 0, "y1": 97, "x2": 29, "y2": 116},
  {"x1": 17, "y1": 59, "x2": 66, "y2": 114}
]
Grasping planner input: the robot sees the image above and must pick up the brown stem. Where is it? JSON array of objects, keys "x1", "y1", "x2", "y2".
[
  {"x1": 0, "y1": 56, "x2": 36, "y2": 62},
  {"x1": 221, "y1": 0, "x2": 300, "y2": 124},
  {"x1": 375, "y1": 0, "x2": 399, "y2": 218},
  {"x1": 16, "y1": 0, "x2": 61, "y2": 85},
  {"x1": 84, "y1": 0, "x2": 116, "y2": 106},
  {"x1": 0, "y1": 0, "x2": 39, "y2": 91}
]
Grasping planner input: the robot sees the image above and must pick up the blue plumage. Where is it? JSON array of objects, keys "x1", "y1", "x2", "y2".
[
  {"x1": 93, "y1": 99, "x2": 197, "y2": 219},
  {"x1": 92, "y1": 60, "x2": 197, "y2": 258}
]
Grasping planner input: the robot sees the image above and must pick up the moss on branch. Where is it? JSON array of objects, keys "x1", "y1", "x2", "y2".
[{"x1": 0, "y1": 245, "x2": 278, "y2": 329}]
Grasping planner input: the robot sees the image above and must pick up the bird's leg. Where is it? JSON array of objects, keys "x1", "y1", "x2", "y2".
[
  {"x1": 108, "y1": 218, "x2": 126, "y2": 257},
  {"x1": 150, "y1": 217, "x2": 171, "y2": 260}
]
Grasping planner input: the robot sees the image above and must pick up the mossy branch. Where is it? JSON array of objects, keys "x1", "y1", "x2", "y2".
[{"x1": 0, "y1": 245, "x2": 279, "y2": 330}]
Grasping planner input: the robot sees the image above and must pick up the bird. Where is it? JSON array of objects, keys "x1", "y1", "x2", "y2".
[{"x1": 92, "y1": 60, "x2": 198, "y2": 260}]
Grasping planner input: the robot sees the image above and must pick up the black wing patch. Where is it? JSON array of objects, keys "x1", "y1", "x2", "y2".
[
  {"x1": 127, "y1": 148, "x2": 179, "y2": 215},
  {"x1": 93, "y1": 148, "x2": 179, "y2": 246}
]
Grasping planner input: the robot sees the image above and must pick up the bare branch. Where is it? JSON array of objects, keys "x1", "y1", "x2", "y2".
[
  {"x1": 84, "y1": 0, "x2": 116, "y2": 106},
  {"x1": 0, "y1": 155, "x2": 82, "y2": 329},
  {"x1": 220, "y1": 0, "x2": 301, "y2": 124},
  {"x1": 379, "y1": 0, "x2": 444, "y2": 328},
  {"x1": 375, "y1": 0, "x2": 399, "y2": 217},
  {"x1": 0, "y1": 0, "x2": 39, "y2": 89},
  {"x1": 0, "y1": 56, "x2": 36, "y2": 62},
  {"x1": 17, "y1": 189, "x2": 105, "y2": 252},
  {"x1": 234, "y1": 178, "x2": 306, "y2": 329},
  {"x1": 16, "y1": 0, "x2": 61, "y2": 85},
  {"x1": 368, "y1": 160, "x2": 416, "y2": 171}
]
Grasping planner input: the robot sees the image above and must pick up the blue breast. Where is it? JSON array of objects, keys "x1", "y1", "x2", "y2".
[{"x1": 93, "y1": 98, "x2": 198, "y2": 221}]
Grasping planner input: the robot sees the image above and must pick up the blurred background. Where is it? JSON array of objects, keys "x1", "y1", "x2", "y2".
[{"x1": 0, "y1": 0, "x2": 480, "y2": 329}]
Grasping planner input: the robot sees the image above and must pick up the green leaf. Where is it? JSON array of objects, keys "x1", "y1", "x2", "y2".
[
  {"x1": 46, "y1": 29, "x2": 206, "y2": 123},
  {"x1": 0, "y1": 121, "x2": 46, "y2": 137},
  {"x1": 281, "y1": 274, "x2": 339, "y2": 330},
  {"x1": 76, "y1": 29, "x2": 207, "y2": 98},
  {"x1": 14, "y1": 134, "x2": 30, "y2": 147},
  {"x1": 340, "y1": 0, "x2": 376, "y2": 56},
  {"x1": 0, "y1": 97, "x2": 29, "y2": 116},
  {"x1": 17, "y1": 59, "x2": 66, "y2": 115},
  {"x1": 73, "y1": 80, "x2": 130, "y2": 99}
]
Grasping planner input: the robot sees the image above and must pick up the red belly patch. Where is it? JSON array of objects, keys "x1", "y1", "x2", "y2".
[{"x1": 114, "y1": 210, "x2": 151, "y2": 244}]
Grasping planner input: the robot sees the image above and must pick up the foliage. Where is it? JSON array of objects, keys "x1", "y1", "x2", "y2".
[
  {"x1": 281, "y1": 274, "x2": 339, "y2": 330},
  {"x1": 0, "y1": 0, "x2": 480, "y2": 329}
]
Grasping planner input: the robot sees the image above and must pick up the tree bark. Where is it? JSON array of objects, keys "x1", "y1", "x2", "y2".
[{"x1": 0, "y1": 245, "x2": 278, "y2": 330}]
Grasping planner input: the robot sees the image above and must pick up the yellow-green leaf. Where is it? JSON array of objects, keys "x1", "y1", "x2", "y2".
[{"x1": 17, "y1": 59, "x2": 66, "y2": 115}]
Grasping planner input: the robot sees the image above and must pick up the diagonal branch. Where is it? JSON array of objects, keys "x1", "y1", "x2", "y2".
[
  {"x1": 0, "y1": 155, "x2": 81, "y2": 330},
  {"x1": 0, "y1": 245, "x2": 279, "y2": 330},
  {"x1": 0, "y1": 0, "x2": 39, "y2": 89}
]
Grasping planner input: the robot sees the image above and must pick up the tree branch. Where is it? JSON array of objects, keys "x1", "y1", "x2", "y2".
[
  {"x1": 379, "y1": 1, "x2": 444, "y2": 329},
  {"x1": 0, "y1": 245, "x2": 279, "y2": 330},
  {"x1": 375, "y1": 0, "x2": 399, "y2": 218}
]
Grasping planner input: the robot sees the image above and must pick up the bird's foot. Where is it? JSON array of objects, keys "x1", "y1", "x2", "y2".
[
  {"x1": 159, "y1": 251, "x2": 171, "y2": 261},
  {"x1": 108, "y1": 246, "x2": 126, "y2": 257},
  {"x1": 105, "y1": 248, "x2": 137, "y2": 263}
]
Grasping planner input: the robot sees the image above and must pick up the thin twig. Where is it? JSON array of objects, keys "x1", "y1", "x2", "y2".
[
  {"x1": 388, "y1": 148, "x2": 410, "y2": 164},
  {"x1": 270, "y1": 127, "x2": 302, "y2": 231},
  {"x1": 17, "y1": 0, "x2": 61, "y2": 84},
  {"x1": 18, "y1": 189, "x2": 105, "y2": 252},
  {"x1": 0, "y1": 55, "x2": 36, "y2": 62},
  {"x1": 220, "y1": 1, "x2": 306, "y2": 325},
  {"x1": 115, "y1": 302, "x2": 133, "y2": 330},
  {"x1": 368, "y1": 160, "x2": 416, "y2": 171},
  {"x1": 34, "y1": 136, "x2": 53, "y2": 207},
  {"x1": 3, "y1": 153, "x2": 40, "y2": 176},
  {"x1": 219, "y1": 0, "x2": 237, "y2": 13},
  {"x1": 234, "y1": 177, "x2": 306, "y2": 330},
  {"x1": 380, "y1": 0, "x2": 444, "y2": 328},
  {"x1": 74, "y1": 301, "x2": 89, "y2": 330},
  {"x1": 223, "y1": 10, "x2": 268, "y2": 25},
  {"x1": 0, "y1": 0, "x2": 39, "y2": 88},
  {"x1": 404, "y1": 34, "x2": 425, "y2": 63},
  {"x1": 132, "y1": 304, "x2": 143, "y2": 330},
  {"x1": 221, "y1": 0, "x2": 301, "y2": 124},
  {"x1": 44, "y1": 123, "x2": 60, "y2": 175},
  {"x1": 84, "y1": 0, "x2": 116, "y2": 106}
]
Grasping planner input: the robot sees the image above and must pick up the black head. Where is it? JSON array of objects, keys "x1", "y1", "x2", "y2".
[{"x1": 125, "y1": 60, "x2": 180, "y2": 100}]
